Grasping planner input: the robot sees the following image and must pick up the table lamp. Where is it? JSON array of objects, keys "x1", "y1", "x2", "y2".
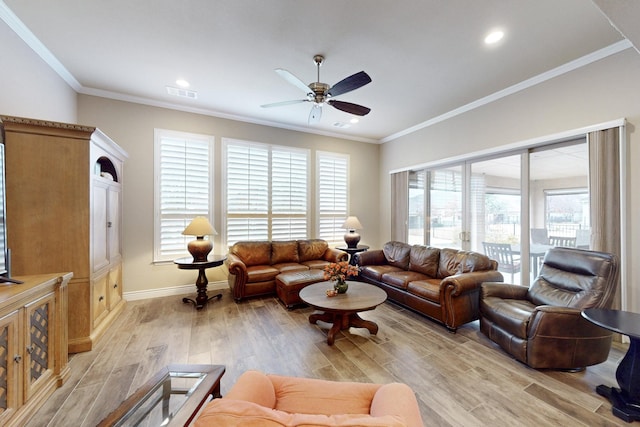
[
  {"x1": 182, "y1": 216, "x2": 217, "y2": 262},
  {"x1": 342, "y1": 216, "x2": 363, "y2": 248}
]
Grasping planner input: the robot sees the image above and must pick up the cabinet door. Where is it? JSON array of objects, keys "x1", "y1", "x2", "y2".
[
  {"x1": 0, "y1": 310, "x2": 20, "y2": 425},
  {"x1": 92, "y1": 271, "x2": 109, "y2": 328},
  {"x1": 24, "y1": 293, "x2": 55, "y2": 401},
  {"x1": 108, "y1": 263, "x2": 122, "y2": 310},
  {"x1": 93, "y1": 180, "x2": 109, "y2": 272},
  {"x1": 108, "y1": 185, "x2": 121, "y2": 261}
]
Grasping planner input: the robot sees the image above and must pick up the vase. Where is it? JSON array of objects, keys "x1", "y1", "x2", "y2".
[{"x1": 334, "y1": 278, "x2": 349, "y2": 294}]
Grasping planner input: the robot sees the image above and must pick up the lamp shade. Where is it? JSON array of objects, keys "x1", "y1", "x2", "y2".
[
  {"x1": 341, "y1": 216, "x2": 363, "y2": 230},
  {"x1": 182, "y1": 217, "x2": 217, "y2": 236}
]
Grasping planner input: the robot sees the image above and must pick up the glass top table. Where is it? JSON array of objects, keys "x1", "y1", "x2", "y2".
[{"x1": 97, "y1": 364, "x2": 225, "y2": 427}]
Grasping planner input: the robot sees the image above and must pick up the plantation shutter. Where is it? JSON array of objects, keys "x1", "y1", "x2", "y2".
[
  {"x1": 155, "y1": 131, "x2": 212, "y2": 261},
  {"x1": 271, "y1": 148, "x2": 308, "y2": 240},
  {"x1": 317, "y1": 152, "x2": 348, "y2": 245},
  {"x1": 225, "y1": 139, "x2": 309, "y2": 246}
]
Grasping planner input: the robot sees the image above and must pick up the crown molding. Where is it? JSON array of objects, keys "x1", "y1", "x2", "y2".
[{"x1": 381, "y1": 39, "x2": 633, "y2": 143}]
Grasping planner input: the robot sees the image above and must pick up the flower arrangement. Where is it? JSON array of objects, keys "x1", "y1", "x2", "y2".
[{"x1": 323, "y1": 261, "x2": 359, "y2": 284}]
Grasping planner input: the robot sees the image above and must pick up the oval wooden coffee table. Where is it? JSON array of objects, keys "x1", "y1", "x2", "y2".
[{"x1": 299, "y1": 281, "x2": 387, "y2": 345}]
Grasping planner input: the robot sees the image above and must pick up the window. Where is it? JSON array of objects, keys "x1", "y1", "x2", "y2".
[
  {"x1": 224, "y1": 139, "x2": 308, "y2": 246},
  {"x1": 154, "y1": 129, "x2": 214, "y2": 262},
  {"x1": 317, "y1": 152, "x2": 349, "y2": 245}
]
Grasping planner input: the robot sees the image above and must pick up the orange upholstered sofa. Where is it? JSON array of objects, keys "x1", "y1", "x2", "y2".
[{"x1": 194, "y1": 370, "x2": 424, "y2": 427}]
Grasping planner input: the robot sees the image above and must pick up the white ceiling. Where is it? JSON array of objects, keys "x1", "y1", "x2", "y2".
[{"x1": 2, "y1": 0, "x2": 638, "y2": 143}]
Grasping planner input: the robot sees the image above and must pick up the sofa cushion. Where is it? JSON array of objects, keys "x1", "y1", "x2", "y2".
[
  {"x1": 437, "y1": 248, "x2": 495, "y2": 278},
  {"x1": 409, "y1": 245, "x2": 439, "y2": 277},
  {"x1": 298, "y1": 239, "x2": 329, "y2": 262},
  {"x1": 437, "y1": 248, "x2": 463, "y2": 278},
  {"x1": 195, "y1": 399, "x2": 408, "y2": 427},
  {"x1": 381, "y1": 271, "x2": 430, "y2": 291},
  {"x1": 231, "y1": 241, "x2": 272, "y2": 267},
  {"x1": 272, "y1": 241, "x2": 299, "y2": 264},
  {"x1": 272, "y1": 263, "x2": 308, "y2": 273},
  {"x1": 301, "y1": 259, "x2": 331, "y2": 269},
  {"x1": 247, "y1": 265, "x2": 280, "y2": 282},
  {"x1": 406, "y1": 279, "x2": 441, "y2": 303},
  {"x1": 383, "y1": 241, "x2": 411, "y2": 269},
  {"x1": 269, "y1": 374, "x2": 380, "y2": 415},
  {"x1": 458, "y1": 250, "x2": 495, "y2": 273},
  {"x1": 360, "y1": 265, "x2": 404, "y2": 281}
]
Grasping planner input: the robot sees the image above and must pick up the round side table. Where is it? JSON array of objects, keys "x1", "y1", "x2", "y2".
[
  {"x1": 582, "y1": 308, "x2": 640, "y2": 422},
  {"x1": 336, "y1": 245, "x2": 369, "y2": 265},
  {"x1": 174, "y1": 255, "x2": 226, "y2": 310}
]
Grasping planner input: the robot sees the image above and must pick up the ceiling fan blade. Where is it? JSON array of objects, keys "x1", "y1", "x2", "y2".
[
  {"x1": 261, "y1": 99, "x2": 307, "y2": 108},
  {"x1": 275, "y1": 68, "x2": 312, "y2": 95},
  {"x1": 327, "y1": 71, "x2": 371, "y2": 97},
  {"x1": 328, "y1": 100, "x2": 371, "y2": 116},
  {"x1": 309, "y1": 104, "x2": 322, "y2": 124}
]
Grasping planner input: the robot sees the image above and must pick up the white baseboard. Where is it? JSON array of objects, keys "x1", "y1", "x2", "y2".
[{"x1": 123, "y1": 280, "x2": 227, "y2": 301}]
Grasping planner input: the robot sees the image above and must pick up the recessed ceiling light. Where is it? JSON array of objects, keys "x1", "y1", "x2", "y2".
[
  {"x1": 350, "y1": 118, "x2": 359, "y2": 124},
  {"x1": 176, "y1": 79, "x2": 190, "y2": 88},
  {"x1": 484, "y1": 30, "x2": 504, "y2": 45}
]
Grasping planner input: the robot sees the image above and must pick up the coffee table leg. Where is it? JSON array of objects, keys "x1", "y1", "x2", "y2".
[
  {"x1": 349, "y1": 313, "x2": 379, "y2": 335},
  {"x1": 308, "y1": 311, "x2": 379, "y2": 345}
]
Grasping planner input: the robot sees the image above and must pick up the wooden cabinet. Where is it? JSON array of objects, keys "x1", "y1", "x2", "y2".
[
  {"x1": 0, "y1": 273, "x2": 72, "y2": 427},
  {"x1": 0, "y1": 115, "x2": 128, "y2": 353}
]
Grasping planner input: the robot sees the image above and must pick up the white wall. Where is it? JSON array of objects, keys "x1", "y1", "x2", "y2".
[
  {"x1": 0, "y1": 20, "x2": 76, "y2": 123},
  {"x1": 77, "y1": 95, "x2": 380, "y2": 294},
  {"x1": 379, "y1": 48, "x2": 640, "y2": 313}
]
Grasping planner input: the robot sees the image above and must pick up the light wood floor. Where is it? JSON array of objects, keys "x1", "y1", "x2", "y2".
[{"x1": 25, "y1": 288, "x2": 628, "y2": 426}]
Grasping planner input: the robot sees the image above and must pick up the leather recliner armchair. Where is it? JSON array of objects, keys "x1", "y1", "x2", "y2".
[{"x1": 480, "y1": 247, "x2": 619, "y2": 370}]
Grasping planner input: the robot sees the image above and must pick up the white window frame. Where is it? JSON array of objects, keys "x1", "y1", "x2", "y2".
[
  {"x1": 153, "y1": 129, "x2": 214, "y2": 262},
  {"x1": 222, "y1": 138, "x2": 310, "y2": 247},
  {"x1": 316, "y1": 151, "x2": 349, "y2": 246}
]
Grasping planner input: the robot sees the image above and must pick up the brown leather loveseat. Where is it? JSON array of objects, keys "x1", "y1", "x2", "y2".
[
  {"x1": 354, "y1": 241, "x2": 503, "y2": 331},
  {"x1": 226, "y1": 239, "x2": 347, "y2": 302}
]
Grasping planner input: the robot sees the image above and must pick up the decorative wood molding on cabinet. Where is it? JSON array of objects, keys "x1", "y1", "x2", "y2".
[
  {"x1": 0, "y1": 273, "x2": 72, "y2": 427},
  {"x1": 0, "y1": 115, "x2": 128, "y2": 353}
]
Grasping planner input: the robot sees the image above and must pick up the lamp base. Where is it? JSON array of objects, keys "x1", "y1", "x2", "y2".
[
  {"x1": 344, "y1": 231, "x2": 361, "y2": 249},
  {"x1": 188, "y1": 237, "x2": 213, "y2": 262}
]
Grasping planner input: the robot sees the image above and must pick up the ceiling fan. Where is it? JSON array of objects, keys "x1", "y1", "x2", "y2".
[{"x1": 261, "y1": 54, "x2": 372, "y2": 124}]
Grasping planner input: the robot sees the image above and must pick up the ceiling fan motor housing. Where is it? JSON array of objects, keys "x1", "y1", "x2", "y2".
[{"x1": 308, "y1": 82, "x2": 330, "y2": 103}]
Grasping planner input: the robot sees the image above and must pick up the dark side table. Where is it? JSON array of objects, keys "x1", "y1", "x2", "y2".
[
  {"x1": 336, "y1": 245, "x2": 369, "y2": 265},
  {"x1": 175, "y1": 255, "x2": 226, "y2": 309},
  {"x1": 582, "y1": 308, "x2": 640, "y2": 423}
]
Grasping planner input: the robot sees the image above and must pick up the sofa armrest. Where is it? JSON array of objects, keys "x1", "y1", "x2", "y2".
[
  {"x1": 481, "y1": 281, "x2": 529, "y2": 300},
  {"x1": 324, "y1": 247, "x2": 349, "y2": 263},
  {"x1": 530, "y1": 306, "x2": 612, "y2": 338},
  {"x1": 226, "y1": 253, "x2": 249, "y2": 301},
  {"x1": 442, "y1": 271, "x2": 504, "y2": 296},
  {"x1": 224, "y1": 370, "x2": 276, "y2": 408},
  {"x1": 370, "y1": 383, "x2": 424, "y2": 427},
  {"x1": 354, "y1": 249, "x2": 386, "y2": 266}
]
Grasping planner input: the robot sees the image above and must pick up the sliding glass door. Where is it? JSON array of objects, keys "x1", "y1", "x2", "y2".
[
  {"x1": 408, "y1": 139, "x2": 589, "y2": 285},
  {"x1": 469, "y1": 154, "x2": 522, "y2": 283}
]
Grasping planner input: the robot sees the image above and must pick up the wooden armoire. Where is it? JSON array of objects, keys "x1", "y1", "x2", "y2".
[{"x1": 0, "y1": 115, "x2": 128, "y2": 353}]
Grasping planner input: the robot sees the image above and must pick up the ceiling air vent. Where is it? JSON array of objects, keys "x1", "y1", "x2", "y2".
[{"x1": 166, "y1": 86, "x2": 198, "y2": 99}]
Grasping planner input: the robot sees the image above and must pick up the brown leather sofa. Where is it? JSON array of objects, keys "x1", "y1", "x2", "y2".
[
  {"x1": 479, "y1": 247, "x2": 619, "y2": 370},
  {"x1": 354, "y1": 241, "x2": 503, "y2": 331},
  {"x1": 226, "y1": 239, "x2": 347, "y2": 302}
]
